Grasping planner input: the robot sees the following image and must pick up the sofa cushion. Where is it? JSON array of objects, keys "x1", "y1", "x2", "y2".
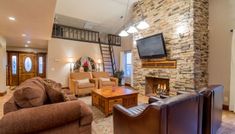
[
  {"x1": 102, "y1": 81, "x2": 116, "y2": 86},
  {"x1": 13, "y1": 78, "x2": 47, "y2": 108},
  {"x1": 77, "y1": 79, "x2": 90, "y2": 84},
  {"x1": 78, "y1": 83, "x2": 95, "y2": 89},
  {"x1": 100, "y1": 77, "x2": 110, "y2": 82}
]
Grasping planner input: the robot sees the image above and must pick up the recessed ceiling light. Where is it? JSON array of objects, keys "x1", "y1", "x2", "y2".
[
  {"x1": 8, "y1": 16, "x2": 16, "y2": 21},
  {"x1": 27, "y1": 41, "x2": 31, "y2": 44},
  {"x1": 25, "y1": 44, "x2": 29, "y2": 47},
  {"x1": 22, "y1": 34, "x2": 26, "y2": 37}
]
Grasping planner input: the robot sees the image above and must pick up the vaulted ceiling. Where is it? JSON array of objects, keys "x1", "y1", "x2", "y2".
[
  {"x1": 55, "y1": 0, "x2": 136, "y2": 34},
  {"x1": 0, "y1": 0, "x2": 136, "y2": 49}
]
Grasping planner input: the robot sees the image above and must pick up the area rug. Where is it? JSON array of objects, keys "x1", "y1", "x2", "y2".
[{"x1": 78, "y1": 95, "x2": 148, "y2": 134}]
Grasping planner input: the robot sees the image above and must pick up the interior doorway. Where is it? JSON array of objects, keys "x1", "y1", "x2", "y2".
[{"x1": 6, "y1": 51, "x2": 47, "y2": 86}]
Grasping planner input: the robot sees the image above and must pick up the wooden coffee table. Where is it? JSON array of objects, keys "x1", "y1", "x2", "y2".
[{"x1": 92, "y1": 86, "x2": 138, "y2": 116}]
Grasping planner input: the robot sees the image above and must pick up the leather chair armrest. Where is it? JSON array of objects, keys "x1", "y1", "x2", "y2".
[
  {"x1": 0, "y1": 101, "x2": 88, "y2": 134},
  {"x1": 110, "y1": 77, "x2": 118, "y2": 86},
  {"x1": 90, "y1": 78, "x2": 98, "y2": 89},
  {"x1": 113, "y1": 102, "x2": 167, "y2": 134},
  {"x1": 148, "y1": 96, "x2": 163, "y2": 104}
]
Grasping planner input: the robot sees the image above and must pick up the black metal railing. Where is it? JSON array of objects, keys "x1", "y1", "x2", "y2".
[
  {"x1": 52, "y1": 24, "x2": 100, "y2": 44},
  {"x1": 52, "y1": 24, "x2": 121, "y2": 46}
]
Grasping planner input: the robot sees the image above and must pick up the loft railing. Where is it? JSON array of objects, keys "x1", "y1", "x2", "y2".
[
  {"x1": 52, "y1": 24, "x2": 100, "y2": 44},
  {"x1": 52, "y1": 24, "x2": 121, "y2": 46}
]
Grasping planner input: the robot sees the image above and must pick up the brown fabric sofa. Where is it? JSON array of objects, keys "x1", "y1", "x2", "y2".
[
  {"x1": 113, "y1": 93, "x2": 203, "y2": 134},
  {"x1": 69, "y1": 72, "x2": 98, "y2": 96},
  {"x1": 0, "y1": 77, "x2": 93, "y2": 134},
  {"x1": 92, "y1": 72, "x2": 118, "y2": 88}
]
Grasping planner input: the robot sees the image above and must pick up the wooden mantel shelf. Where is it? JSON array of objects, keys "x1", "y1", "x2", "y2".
[{"x1": 141, "y1": 59, "x2": 177, "y2": 69}]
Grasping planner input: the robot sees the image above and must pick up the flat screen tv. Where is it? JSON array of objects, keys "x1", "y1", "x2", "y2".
[{"x1": 137, "y1": 33, "x2": 167, "y2": 59}]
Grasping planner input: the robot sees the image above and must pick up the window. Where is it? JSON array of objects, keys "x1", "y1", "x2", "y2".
[
  {"x1": 12, "y1": 56, "x2": 17, "y2": 75},
  {"x1": 38, "y1": 56, "x2": 43, "y2": 74},
  {"x1": 24, "y1": 57, "x2": 32, "y2": 72},
  {"x1": 124, "y1": 52, "x2": 132, "y2": 77}
]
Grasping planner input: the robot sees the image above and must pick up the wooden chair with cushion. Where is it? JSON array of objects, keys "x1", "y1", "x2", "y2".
[
  {"x1": 92, "y1": 72, "x2": 118, "y2": 88},
  {"x1": 69, "y1": 72, "x2": 98, "y2": 96}
]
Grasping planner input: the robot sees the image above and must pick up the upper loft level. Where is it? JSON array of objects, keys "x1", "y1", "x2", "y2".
[{"x1": 52, "y1": 23, "x2": 121, "y2": 46}]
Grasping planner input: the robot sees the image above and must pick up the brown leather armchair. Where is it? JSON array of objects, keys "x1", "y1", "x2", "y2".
[
  {"x1": 113, "y1": 93, "x2": 203, "y2": 134},
  {"x1": 199, "y1": 85, "x2": 224, "y2": 134},
  {"x1": 165, "y1": 85, "x2": 223, "y2": 134},
  {"x1": 92, "y1": 72, "x2": 118, "y2": 88},
  {"x1": 69, "y1": 72, "x2": 98, "y2": 96}
]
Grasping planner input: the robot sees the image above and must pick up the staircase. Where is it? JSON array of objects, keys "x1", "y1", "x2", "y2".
[
  {"x1": 99, "y1": 40, "x2": 116, "y2": 75},
  {"x1": 99, "y1": 34, "x2": 121, "y2": 75}
]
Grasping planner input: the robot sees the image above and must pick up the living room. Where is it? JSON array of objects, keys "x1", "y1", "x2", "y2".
[{"x1": 0, "y1": 0, "x2": 235, "y2": 134}]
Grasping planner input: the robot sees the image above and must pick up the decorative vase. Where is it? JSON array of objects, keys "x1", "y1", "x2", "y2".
[{"x1": 83, "y1": 66, "x2": 89, "y2": 72}]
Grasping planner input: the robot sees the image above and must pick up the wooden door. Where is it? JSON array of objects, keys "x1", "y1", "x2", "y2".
[{"x1": 18, "y1": 53, "x2": 37, "y2": 83}]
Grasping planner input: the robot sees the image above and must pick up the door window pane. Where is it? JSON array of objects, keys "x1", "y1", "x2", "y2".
[
  {"x1": 24, "y1": 57, "x2": 32, "y2": 72},
  {"x1": 38, "y1": 57, "x2": 43, "y2": 74},
  {"x1": 124, "y1": 52, "x2": 132, "y2": 77},
  {"x1": 12, "y1": 56, "x2": 17, "y2": 75}
]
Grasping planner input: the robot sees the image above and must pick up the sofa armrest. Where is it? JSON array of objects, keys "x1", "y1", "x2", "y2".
[
  {"x1": 110, "y1": 77, "x2": 118, "y2": 86},
  {"x1": 148, "y1": 96, "x2": 163, "y2": 104},
  {"x1": 0, "y1": 100, "x2": 91, "y2": 134},
  {"x1": 69, "y1": 78, "x2": 77, "y2": 94},
  {"x1": 113, "y1": 103, "x2": 167, "y2": 134},
  {"x1": 90, "y1": 78, "x2": 98, "y2": 89}
]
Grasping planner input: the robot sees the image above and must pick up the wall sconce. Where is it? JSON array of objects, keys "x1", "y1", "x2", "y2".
[
  {"x1": 67, "y1": 57, "x2": 75, "y2": 72},
  {"x1": 176, "y1": 25, "x2": 187, "y2": 38}
]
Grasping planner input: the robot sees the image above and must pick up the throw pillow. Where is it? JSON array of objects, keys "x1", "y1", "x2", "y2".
[
  {"x1": 13, "y1": 78, "x2": 47, "y2": 108},
  {"x1": 100, "y1": 77, "x2": 110, "y2": 82},
  {"x1": 77, "y1": 79, "x2": 90, "y2": 84}
]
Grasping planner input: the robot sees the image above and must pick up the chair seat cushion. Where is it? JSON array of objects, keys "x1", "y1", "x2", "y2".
[
  {"x1": 128, "y1": 104, "x2": 148, "y2": 115},
  {"x1": 102, "y1": 81, "x2": 116, "y2": 86},
  {"x1": 78, "y1": 83, "x2": 95, "y2": 89}
]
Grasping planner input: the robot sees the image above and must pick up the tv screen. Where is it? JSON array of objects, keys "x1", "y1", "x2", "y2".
[{"x1": 137, "y1": 33, "x2": 167, "y2": 59}]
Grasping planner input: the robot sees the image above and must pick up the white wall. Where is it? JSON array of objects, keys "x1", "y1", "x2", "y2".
[
  {"x1": 208, "y1": 0, "x2": 235, "y2": 105},
  {"x1": 0, "y1": 36, "x2": 7, "y2": 92},
  {"x1": 47, "y1": 38, "x2": 121, "y2": 86}
]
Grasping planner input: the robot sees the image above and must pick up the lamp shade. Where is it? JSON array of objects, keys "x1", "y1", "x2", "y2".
[
  {"x1": 118, "y1": 30, "x2": 129, "y2": 37},
  {"x1": 127, "y1": 26, "x2": 138, "y2": 33},
  {"x1": 137, "y1": 20, "x2": 150, "y2": 30}
]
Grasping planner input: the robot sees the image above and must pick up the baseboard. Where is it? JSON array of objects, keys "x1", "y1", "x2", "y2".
[
  {"x1": 223, "y1": 104, "x2": 229, "y2": 111},
  {"x1": 0, "y1": 91, "x2": 7, "y2": 97}
]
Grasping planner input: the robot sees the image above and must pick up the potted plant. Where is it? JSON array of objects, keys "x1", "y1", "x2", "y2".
[{"x1": 113, "y1": 70, "x2": 124, "y2": 86}]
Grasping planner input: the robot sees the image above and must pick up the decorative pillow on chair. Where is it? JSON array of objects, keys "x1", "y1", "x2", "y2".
[
  {"x1": 77, "y1": 79, "x2": 90, "y2": 84},
  {"x1": 100, "y1": 77, "x2": 111, "y2": 82}
]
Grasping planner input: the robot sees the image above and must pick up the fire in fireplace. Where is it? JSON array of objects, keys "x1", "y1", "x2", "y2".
[{"x1": 145, "y1": 77, "x2": 170, "y2": 96}]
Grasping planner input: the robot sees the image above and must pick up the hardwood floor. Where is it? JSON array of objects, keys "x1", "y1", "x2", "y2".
[{"x1": 1, "y1": 90, "x2": 235, "y2": 134}]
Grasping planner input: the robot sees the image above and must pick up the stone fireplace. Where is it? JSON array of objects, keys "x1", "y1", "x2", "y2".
[
  {"x1": 131, "y1": 0, "x2": 209, "y2": 94},
  {"x1": 145, "y1": 77, "x2": 169, "y2": 96}
]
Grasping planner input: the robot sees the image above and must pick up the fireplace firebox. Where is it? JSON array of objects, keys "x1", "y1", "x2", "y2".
[{"x1": 145, "y1": 77, "x2": 170, "y2": 96}]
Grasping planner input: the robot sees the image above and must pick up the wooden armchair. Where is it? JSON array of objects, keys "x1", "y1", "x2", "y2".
[
  {"x1": 69, "y1": 72, "x2": 98, "y2": 96},
  {"x1": 92, "y1": 72, "x2": 118, "y2": 88}
]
